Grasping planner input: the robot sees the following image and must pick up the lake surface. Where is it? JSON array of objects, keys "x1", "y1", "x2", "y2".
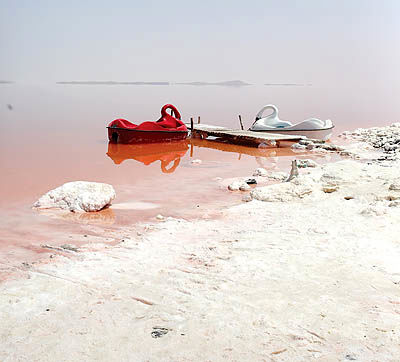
[{"x1": 0, "y1": 83, "x2": 397, "y2": 270}]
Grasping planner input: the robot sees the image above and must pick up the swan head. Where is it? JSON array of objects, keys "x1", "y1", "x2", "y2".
[{"x1": 255, "y1": 104, "x2": 279, "y2": 120}]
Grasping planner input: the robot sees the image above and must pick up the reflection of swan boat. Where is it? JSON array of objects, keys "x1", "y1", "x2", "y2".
[
  {"x1": 188, "y1": 138, "x2": 306, "y2": 158},
  {"x1": 107, "y1": 141, "x2": 188, "y2": 173},
  {"x1": 107, "y1": 104, "x2": 188, "y2": 144},
  {"x1": 249, "y1": 104, "x2": 334, "y2": 140},
  {"x1": 189, "y1": 138, "x2": 313, "y2": 170}
]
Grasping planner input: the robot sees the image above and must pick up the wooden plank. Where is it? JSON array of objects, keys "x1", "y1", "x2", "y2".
[
  {"x1": 191, "y1": 125, "x2": 303, "y2": 140},
  {"x1": 206, "y1": 130, "x2": 302, "y2": 140},
  {"x1": 186, "y1": 123, "x2": 304, "y2": 147},
  {"x1": 186, "y1": 124, "x2": 228, "y2": 131}
]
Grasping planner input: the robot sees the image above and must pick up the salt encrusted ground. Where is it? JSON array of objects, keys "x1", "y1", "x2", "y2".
[{"x1": 1, "y1": 125, "x2": 400, "y2": 361}]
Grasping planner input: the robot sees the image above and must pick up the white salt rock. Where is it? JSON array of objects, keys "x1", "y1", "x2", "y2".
[
  {"x1": 291, "y1": 143, "x2": 306, "y2": 150},
  {"x1": 191, "y1": 159, "x2": 202, "y2": 164},
  {"x1": 384, "y1": 144, "x2": 398, "y2": 152},
  {"x1": 242, "y1": 195, "x2": 252, "y2": 202},
  {"x1": 258, "y1": 142, "x2": 269, "y2": 149},
  {"x1": 156, "y1": 214, "x2": 164, "y2": 220},
  {"x1": 250, "y1": 182, "x2": 314, "y2": 202},
  {"x1": 267, "y1": 172, "x2": 288, "y2": 181},
  {"x1": 228, "y1": 181, "x2": 245, "y2": 191},
  {"x1": 253, "y1": 168, "x2": 268, "y2": 177},
  {"x1": 33, "y1": 181, "x2": 116, "y2": 212},
  {"x1": 360, "y1": 204, "x2": 387, "y2": 216},
  {"x1": 239, "y1": 183, "x2": 251, "y2": 191},
  {"x1": 297, "y1": 159, "x2": 318, "y2": 168},
  {"x1": 298, "y1": 139, "x2": 313, "y2": 146},
  {"x1": 389, "y1": 180, "x2": 400, "y2": 191}
]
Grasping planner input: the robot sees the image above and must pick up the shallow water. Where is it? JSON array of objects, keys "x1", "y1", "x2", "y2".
[{"x1": 0, "y1": 83, "x2": 397, "y2": 268}]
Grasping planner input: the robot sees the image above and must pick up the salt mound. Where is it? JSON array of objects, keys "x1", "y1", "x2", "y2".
[
  {"x1": 297, "y1": 159, "x2": 318, "y2": 168},
  {"x1": 228, "y1": 180, "x2": 248, "y2": 191},
  {"x1": 253, "y1": 168, "x2": 268, "y2": 177},
  {"x1": 33, "y1": 181, "x2": 116, "y2": 212},
  {"x1": 250, "y1": 180, "x2": 314, "y2": 202}
]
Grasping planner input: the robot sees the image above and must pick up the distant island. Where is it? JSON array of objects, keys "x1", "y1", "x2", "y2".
[
  {"x1": 0, "y1": 80, "x2": 14, "y2": 84},
  {"x1": 56, "y1": 80, "x2": 251, "y2": 87},
  {"x1": 176, "y1": 80, "x2": 251, "y2": 87},
  {"x1": 264, "y1": 83, "x2": 312, "y2": 86},
  {"x1": 56, "y1": 81, "x2": 169, "y2": 85}
]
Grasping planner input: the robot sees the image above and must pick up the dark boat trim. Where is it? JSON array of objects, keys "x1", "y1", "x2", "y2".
[
  {"x1": 250, "y1": 126, "x2": 335, "y2": 132},
  {"x1": 106, "y1": 126, "x2": 188, "y2": 134}
]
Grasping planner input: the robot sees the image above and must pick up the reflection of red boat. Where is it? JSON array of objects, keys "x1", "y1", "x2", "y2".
[
  {"x1": 107, "y1": 140, "x2": 188, "y2": 173},
  {"x1": 107, "y1": 104, "x2": 188, "y2": 143}
]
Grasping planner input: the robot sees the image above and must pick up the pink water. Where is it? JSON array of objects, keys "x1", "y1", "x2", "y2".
[{"x1": 0, "y1": 83, "x2": 397, "y2": 276}]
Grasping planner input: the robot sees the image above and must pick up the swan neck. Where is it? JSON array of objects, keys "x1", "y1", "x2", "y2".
[{"x1": 257, "y1": 104, "x2": 278, "y2": 120}]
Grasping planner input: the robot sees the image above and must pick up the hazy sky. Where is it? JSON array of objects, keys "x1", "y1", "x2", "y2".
[{"x1": 1, "y1": 0, "x2": 399, "y2": 85}]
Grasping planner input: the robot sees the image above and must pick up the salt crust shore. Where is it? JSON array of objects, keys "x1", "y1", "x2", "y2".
[{"x1": 1, "y1": 125, "x2": 400, "y2": 361}]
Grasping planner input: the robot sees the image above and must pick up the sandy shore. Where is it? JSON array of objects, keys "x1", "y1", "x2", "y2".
[{"x1": 1, "y1": 125, "x2": 400, "y2": 361}]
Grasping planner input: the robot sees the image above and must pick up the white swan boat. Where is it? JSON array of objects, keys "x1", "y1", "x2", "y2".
[{"x1": 249, "y1": 104, "x2": 334, "y2": 140}]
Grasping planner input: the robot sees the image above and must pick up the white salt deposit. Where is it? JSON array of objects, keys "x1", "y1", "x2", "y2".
[
  {"x1": 291, "y1": 142, "x2": 306, "y2": 150},
  {"x1": 33, "y1": 181, "x2": 116, "y2": 212},
  {"x1": 228, "y1": 180, "x2": 248, "y2": 191},
  {"x1": 239, "y1": 183, "x2": 251, "y2": 191},
  {"x1": 389, "y1": 181, "x2": 400, "y2": 191},
  {"x1": 253, "y1": 167, "x2": 268, "y2": 176},
  {"x1": 297, "y1": 159, "x2": 318, "y2": 168}
]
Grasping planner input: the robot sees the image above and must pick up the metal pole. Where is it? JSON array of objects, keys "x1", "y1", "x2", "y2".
[{"x1": 238, "y1": 115, "x2": 244, "y2": 130}]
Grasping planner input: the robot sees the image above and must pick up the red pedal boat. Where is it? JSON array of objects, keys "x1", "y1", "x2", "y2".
[{"x1": 107, "y1": 104, "x2": 188, "y2": 143}]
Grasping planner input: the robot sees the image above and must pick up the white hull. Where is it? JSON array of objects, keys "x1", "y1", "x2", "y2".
[
  {"x1": 251, "y1": 127, "x2": 334, "y2": 141},
  {"x1": 249, "y1": 104, "x2": 335, "y2": 140}
]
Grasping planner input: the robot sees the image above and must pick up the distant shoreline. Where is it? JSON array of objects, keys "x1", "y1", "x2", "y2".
[
  {"x1": 0, "y1": 80, "x2": 311, "y2": 86},
  {"x1": 176, "y1": 80, "x2": 251, "y2": 87},
  {"x1": 56, "y1": 80, "x2": 252, "y2": 87},
  {"x1": 56, "y1": 81, "x2": 170, "y2": 86}
]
